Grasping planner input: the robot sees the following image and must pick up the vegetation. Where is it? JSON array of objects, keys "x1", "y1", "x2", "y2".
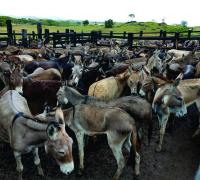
[
  {"x1": 128, "y1": 14, "x2": 135, "y2": 22},
  {"x1": 0, "y1": 16, "x2": 199, "y2": 34},
  {"x1": 181, "y1": 20, "x2": 188, "y2": 27},
  {"x1": 0, "y1": 16, "x2": 81, "y2": 27},
  {"x1": 105, "y1": 19, "x2": 114, "y2": 28},
  {"x1": 82, "y1": 20, "x2": 89, "y2": 26}
]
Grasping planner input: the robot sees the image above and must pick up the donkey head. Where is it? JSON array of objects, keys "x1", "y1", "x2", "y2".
[
  {"x1": 9, "y1": 67, "x2": 23, "y2": 94},
  {"x1": 152, "y1": 79, "x2": 187, "y2": 120},
  {"x1": 45, "y1": 107, "x2": 74, "y2": 175},
  {"x1": 0, "y1": 62, "x2": 12, "y2": 85},
  {"x1": 68, "y1": 64, "x2": 83, "y2": 87}
]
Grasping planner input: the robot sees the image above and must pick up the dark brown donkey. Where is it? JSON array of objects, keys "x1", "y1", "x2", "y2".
[{"x1": 61, "y1": 103, "x2": 140, "y2": 180}]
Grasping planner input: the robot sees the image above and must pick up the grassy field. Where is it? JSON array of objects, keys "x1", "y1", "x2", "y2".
[{"x1": 1, "y1": 21, "x2": 199, "y2": 34}]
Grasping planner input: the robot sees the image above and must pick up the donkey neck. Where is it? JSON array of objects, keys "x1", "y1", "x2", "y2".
[
  {"x1": 65, "y1": 87, "x2": 85, "y2": 105},
  {"x1": 10, "y1": 114, "x2": 49, "y2": 150},
  {"x1": 62, "y1": 107, "x2": 74, "y2": 125},
  {"x1": 0, "y1": 86, "x2": 9, "y2": 97}
]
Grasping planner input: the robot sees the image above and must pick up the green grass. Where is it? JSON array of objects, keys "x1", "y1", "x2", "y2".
[{"x1": 1, "y1": 21, "x2": 199, "y2": 34}]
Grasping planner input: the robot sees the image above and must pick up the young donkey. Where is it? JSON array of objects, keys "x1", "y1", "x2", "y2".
[
  {"x1": 60, "y1": 99, "x2": 141, "y2": 180},
  {"x1": 152, "y1": 79, "x2": 200, "y2": 152},
  {"x1": 0, "y1": 90, "x2": 74, "y2": 180}
]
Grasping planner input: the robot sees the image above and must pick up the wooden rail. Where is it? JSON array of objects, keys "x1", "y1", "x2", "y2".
[{"x1": 1, "y1": 20, "x2": 200, "y2": 50}]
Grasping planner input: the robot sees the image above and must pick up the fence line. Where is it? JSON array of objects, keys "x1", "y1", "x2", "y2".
[{"x1": 1, "y1": 20, "x2": 200, "y2": 50}]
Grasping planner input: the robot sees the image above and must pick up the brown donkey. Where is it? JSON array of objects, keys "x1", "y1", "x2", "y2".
[
  {"x1": 0, "y1": 90, "x2": 74, "y2": 180},
  {"x1": 61, "y1": 103, "x2": 140, "y2": 180}
]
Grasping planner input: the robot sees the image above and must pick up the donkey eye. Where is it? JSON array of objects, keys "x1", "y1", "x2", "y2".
[
  {"x1": 57, "y1": 151, "x2": 65, "y2": 155},
  {"x1": 176, "y1": 97, "x2": 183, "y2": 101}
]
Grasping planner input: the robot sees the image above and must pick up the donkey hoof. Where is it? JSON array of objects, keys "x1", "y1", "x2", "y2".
[
  {"x1": 134, "y1": 174, "x2": 140, "y2": 180},
  {"x1": 18, "y1": 172, "x2": 23, "y2": 180},
  {"x1": 112, "y1": 175, "x2": 119, "y2": 180},
  {"x1": 38, "y1": 168, "x2": 44, "y2": 177},
  {"x1": 77, "y1": 169, "x2": 84, "y2": 176},
  {"x1": 155, "y1": 146, "x2": 162, "y2": 152}
]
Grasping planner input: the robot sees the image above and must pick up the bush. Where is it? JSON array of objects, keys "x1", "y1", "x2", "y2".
[
  {"x1": 82, "y1": 20, "x2": 89, "y2": 26},
  {"x1": 181, "y1": 20, "x2": 188, "y2": 27},
  {"x1": 105, "y1": 19, "x2": 114, "y2": 28}
]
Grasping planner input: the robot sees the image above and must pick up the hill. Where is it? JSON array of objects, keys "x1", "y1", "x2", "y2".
[{"x1": 0, "y1": 16, "x2": 199, "y2": 33}]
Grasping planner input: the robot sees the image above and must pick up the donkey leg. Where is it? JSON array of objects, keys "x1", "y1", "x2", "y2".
[
  {"x1": 124, "y1": 133, "x2": 131, "y2": 152},
  {"x1": 192, "y1": 101, "x2": 200, "y2": 137},
  {"x1": 14, "y1": 151, "x2": 23, "y2": 180},
  {"x1": 156, "y1": 117, "x2": 168, "y2": 152},
  {"x1": 33, "y1": 148, "x2": 44, "y2": 176},
  {"x1": 131, "y1": 131, "x2": 141, "y2": 176},
  {"x1": 107, "y1": 133, "x2": 126, "y2": 180},
  {"x1": 75, "y1": 132, "x2": 85, "y2": 175}
]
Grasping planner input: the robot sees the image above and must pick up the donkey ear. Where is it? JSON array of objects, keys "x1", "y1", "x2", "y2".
[
  {"x1": 128, "y1": 66, "x2": 133, "y2": 75},
  {"x1": 55, "y1": 107, "x2": 65, "y2": 125},
  {"x1": 173, "y1": 78, "x2": 180, "y2": 87},
  {"x1": 151, "y1": 67, "x2": 159, "y2": 76},
  {"x1": 47, "y1": 122, "x2": 59, "y2": 140}
]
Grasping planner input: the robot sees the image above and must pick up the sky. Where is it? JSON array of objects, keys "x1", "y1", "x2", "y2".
[{"x1": 0, "y1": 0, "x2": 199, "y2": 26}]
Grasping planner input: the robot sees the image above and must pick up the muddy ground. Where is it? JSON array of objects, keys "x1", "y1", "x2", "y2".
[{"x1": 0, "y1": 105, "x2": 200, "y2": 180}]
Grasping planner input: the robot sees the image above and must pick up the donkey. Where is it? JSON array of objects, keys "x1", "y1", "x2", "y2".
[
  {"x1": 57, "y1": 85, "x2": 153, "y2": 143},
  {"x1": 127, "y1": 66, "x2": 149, "y2": 94},
  {"x1": 68, "y1": 64, "x2": 104, "y2": 94},
  {"x1": 152, "y1": 79, "x2": 200, "y2": 151},
  {"x1": 0, "y1": 65, "x2": 23, "y2": 97},
  {"x1": 0, "y1": 61, "x2": 12, "y2": 86},
  {"x1": 0, "y1": 90, "x2": 74, "y2": 180},
  {"x1": 88, "y1": 67, "x2": 132, "y2": 100},
  {"x1": 139, "y1": 75, "x2": 172, "y2": 103},
  {"x1": 25, "y1": 68, "x2": 62, "y2": 81},
  {"x1": 61, "y1": 102, "x2": 140, "y2": 180}
]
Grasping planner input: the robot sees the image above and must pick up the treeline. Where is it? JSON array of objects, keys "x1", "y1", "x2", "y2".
[{"x1": 0, "y1": 16, "x2": 81, "y2": 26}]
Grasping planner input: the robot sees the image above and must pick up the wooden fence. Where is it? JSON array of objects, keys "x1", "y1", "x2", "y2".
[{"x1": 1, "y1": 20, "x2": 200, "y2": 50}]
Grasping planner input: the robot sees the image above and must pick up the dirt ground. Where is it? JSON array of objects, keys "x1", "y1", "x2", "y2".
[{"x1": 0, "y1": 105, "x2": 200, "y2": 180}]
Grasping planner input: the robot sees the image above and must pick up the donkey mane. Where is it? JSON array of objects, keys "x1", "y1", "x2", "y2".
[
  {"x1": 65, "y1": 85, "x2": 110, "y2": 106},
  {"x1": 153, "y1": 74, "x2": 173, "y2": 83}
]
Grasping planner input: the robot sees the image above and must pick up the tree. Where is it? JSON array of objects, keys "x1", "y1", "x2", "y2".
[
  {"x1": 181, "y1": 20, "x2": 188, "y2": 27},
  {"x1": 129, "y1": 14, "x2": 135, "y2": 21},
  {"x1": 105, "y1": 19, "x2": 114, "y2": 28},
  {"x1": 82, "y1": 20, "x2": 89, "y2": 26}
]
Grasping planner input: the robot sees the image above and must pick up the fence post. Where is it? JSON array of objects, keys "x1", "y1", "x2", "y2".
[
  {"x1": 73, "y1": 32, "x2": 77, "y2": 47},
  {"x1": 69, "y1": 30, "x2": 74, "y2": 44},
  {"x1": 91, "y1": 31, "x2": 98, "y2": 44},
  {"x1": 187, "y1": 29, "x2": 192, "y2": 39},
  {"x1": 123, "y1": 31, "x2": 126, "y2": 39},
  {"x1": 53, "y1": 33, "x2": 56, "y2": 48},
  {"x1": 22, "y1": 29, "x2": 28, "y2": 47},
  {"x1": 13, "y1": 30, "x2": 16, "y2": 45},
  {"x1": 174, "y1": 32, "x2": 180, "y2": 49},
  {"x1": 162, "y1": 31, "x2": 166, "y2": 45},
  {"x1": 6, "y1": 20, "x2": 13, "y2": 45},
  {"x1": 80, "y1": 31, "x2": 84, "y2": 45},
  {"x1": 160, "y1": 30, "x2": 163, "y2": 37},
  {"x1": 110, "y1": 31, "x2": 113, "y2": 38},
  {"x1": 98, "y1": 31, "x2": 102, "y2": 40},
  {"x1": 32, "y1": 31, "x2": 35, "y2": 40},
  {"x1": 139, "y1": 31, "x2": 143, "y2": 38},
  {"x1": 65, "y1": 29, "x2": 69, "y2": 44},
  {"x1": 37, "y1": 22, "x2": 42, "y2": 40},
  {"x1": 44, "y1": 29, "x2": 49, "y2": 44},
  {"x1": 128, "y1": 33, "x2": 133, "y2": 50}
]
